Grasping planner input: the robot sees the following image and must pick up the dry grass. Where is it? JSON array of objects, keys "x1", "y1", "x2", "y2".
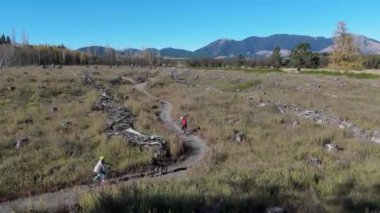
[
  {"x1": 0, "y1": 66, "x2": 168, "y2": 201},
  {"x1": 80, "y1": 67, "x2": 380, "y2": 212},
  {"x1": 2, "y1": 66, "x2": 380, "y2": 211}
]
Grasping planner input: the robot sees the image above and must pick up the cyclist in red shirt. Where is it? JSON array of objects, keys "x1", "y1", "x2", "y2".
[{"x1": 180, "y1": 115, "x2": 187, "y2": 133}]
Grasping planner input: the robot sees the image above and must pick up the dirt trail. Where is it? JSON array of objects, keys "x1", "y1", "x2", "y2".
[
  {"x1": 134, "y1": 79, "x2": 208, "y2": 171},
  {"x1": 0, "y1": 78, "x2": 208, "y2": 213}
]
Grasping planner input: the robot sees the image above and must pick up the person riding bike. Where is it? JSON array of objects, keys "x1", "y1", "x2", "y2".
[
  {"x1": 151, "y1": 152, "x2": 160, "y2": 167},
  {"x1": 180, "y1": 115, "x2": 188, "y2": 133},
  {"x1": 93, "y1": 156, "x2": 112, "y2": 183}
]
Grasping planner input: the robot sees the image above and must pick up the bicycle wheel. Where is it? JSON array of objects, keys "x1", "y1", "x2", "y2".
[
  {"x1": 160, "y1": 165, "x2": 168, "y2": 174},
  {"x1": 88, "y1": 175, "x2": 100, "y2": 187}
]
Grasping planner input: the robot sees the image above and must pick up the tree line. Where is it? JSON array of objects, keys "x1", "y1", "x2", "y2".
[
  {"x1": 0, "y1": 32, "x2": 161, "y2": 67},
  {"x1": 187, "y1": 22, "x2": 375, "y2": 70},
  {"x1": 0, "y1": 45, "x2": 161, "y2": 67},
  {"x1": 1, "y1": 22, "x2": 380, "y2": 69},
  {"x1": 0, "y1": 34, "x2": 12, "y2": 45}
]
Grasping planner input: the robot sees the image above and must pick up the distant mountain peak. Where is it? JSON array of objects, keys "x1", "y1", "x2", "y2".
[{"x1": 77, "y1": 34, "x2": 380, "y2": 58}]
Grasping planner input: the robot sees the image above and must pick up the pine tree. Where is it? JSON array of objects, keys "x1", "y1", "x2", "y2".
[
  {"x1": 329, "y1": 21, "x2": 363, "y2": 70},
  {"x1": 290, "y1": 43, "x2": 312, "y2": 71},
  {"x1": 6, "y1": 36, "x2": 11, "y2": 44},
  {"x1": 271, "y1": 47, "x2": 282, "y2": 68},
  {"x1": 0, "y1": 34, "x2": 5, "y2": 44}
]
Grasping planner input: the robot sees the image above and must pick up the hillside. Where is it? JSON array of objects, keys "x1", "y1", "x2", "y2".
[{"x1": 77, "y1": 34, "x2": 380, "y2": 58}]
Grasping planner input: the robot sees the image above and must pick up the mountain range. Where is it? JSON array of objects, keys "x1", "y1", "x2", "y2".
[{"x1": 77, "y1": 34, "x2": 380, "y2": 58}]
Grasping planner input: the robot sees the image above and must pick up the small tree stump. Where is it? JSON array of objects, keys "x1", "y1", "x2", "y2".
[
  {"x1": 323, "y1": 143, "x2": 344, "y2": 152},
  {"x1": 60, "y1": 121, "x2": 73, "y2": 129},
  {"x1": 371, "y1": 130, "x2": 380, "y2": 144},
  {"x1": 307, "y1": 156, "x2": 322, "y2": 166},
  {"x1": 15, "y1": 138, "x2": 30, "y2": 149},
  {"x1": 233, "y1": 130, "x2": 246, "y2": 143}
]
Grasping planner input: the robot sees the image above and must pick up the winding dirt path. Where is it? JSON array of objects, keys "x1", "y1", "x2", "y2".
[{"x1": 0, "y1": 78, "x2": 208, "y2": 213}]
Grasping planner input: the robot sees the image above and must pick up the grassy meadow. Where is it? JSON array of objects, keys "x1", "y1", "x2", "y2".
[
  {"x1": 81, "y1": 67, "x2": 380, "y2": 212},
  {"x1": 0, "y1": 66, "x2": 184, "y2": 201},
  {"x1": 1, "y1": 66, "x2": 380, "y2": 212}
]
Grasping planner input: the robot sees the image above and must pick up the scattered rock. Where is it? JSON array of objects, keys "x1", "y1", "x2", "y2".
[
  {"x1": 232, "y1": 130, "x2": 246, "y2": 143},
  {"x1": 258, "y1": 103, "x2": 266, "y2": 107},
  {"x1": 60, "y1": 121, "x2": 73, "y2": 129},
  {"x1": 290, "y1": 120, "x2": 299, "y2": 128},
  {"x1": 15, "y1": 137, "x2": 30, "y2": 149},
  {"x1": 7, "y1": 86, "x2": 16, "y2": 91},
  {"x1": 51, "y1": 107, "x2": 58, "y2": 112},
  {"x1": 307, "y1": 156, "x2": 322, "y2": 166},
  {"x1": 17, "y1": 118, "x2": 34, "y2": 125},
  {"x1": 322, "y1": 143, "x2": 344, "y2": 152},
  {"x1": 268, "y1": 101, "x2": 370, "y2": 141},
  {"x1": 371, "y1": 130, "x2": 380, "y2": 144}
]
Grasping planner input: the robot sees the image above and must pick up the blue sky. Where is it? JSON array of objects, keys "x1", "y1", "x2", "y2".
[{"x1": 1, "y1": 0, "x2": 379, "y2": 51}]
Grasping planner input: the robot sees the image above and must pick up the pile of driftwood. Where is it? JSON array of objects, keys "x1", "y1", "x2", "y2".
[
  {"x1": 83, "y1": 74, "x2": 167, "y2": 152},
  {"x1": 169, "y1": 70, "x2": 196, "y2": 87},
  {"x1": 268, "y1": 101, "x2": 375, "y2": 142}
]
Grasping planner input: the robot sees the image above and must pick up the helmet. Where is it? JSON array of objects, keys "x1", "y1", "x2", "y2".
[{"x1": 100, "y1": 156, "x2": 105, "y2": 161}]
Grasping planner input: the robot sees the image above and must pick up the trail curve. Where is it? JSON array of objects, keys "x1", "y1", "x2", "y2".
[{"x1": 0, "y1": 77, "x2": 209, "y2": 213}]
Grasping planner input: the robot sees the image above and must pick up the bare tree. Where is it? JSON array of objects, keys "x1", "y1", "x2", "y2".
[
  {"x1": 21, "y1": 30, "x2": 29, "y2": 46},
  {"x1": 11, "y1": 29, "x2": 16, "y2": 46}
]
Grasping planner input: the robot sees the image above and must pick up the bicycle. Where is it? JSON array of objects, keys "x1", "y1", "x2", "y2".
[
  {"x1": 150, "y1": 159, "x2": 168, "y2": 176},
  {"x1": 88, "y1": 173, "x2": 107, "y2": 187},
  {"x1": 88, "y1": 166, "x2": 117, "y2": 187}
]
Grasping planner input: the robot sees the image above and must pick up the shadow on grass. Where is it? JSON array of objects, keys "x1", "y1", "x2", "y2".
[
  {"x1": 329, "y1": 179, "x2": 380, "y2": 213},
  {"x1": 78, "y1": 179, "x2": 299, "y2": 213},
  {"x1": 82, "y1": 191, "x2": 279, "y2": 213}
]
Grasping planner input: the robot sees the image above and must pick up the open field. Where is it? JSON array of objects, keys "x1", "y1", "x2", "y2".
[
  {"x1": 0, "y1": 66, "x2": 185, "y2": 202},
  {"x1": 1, "y1": 66, "x2": 380, "y2": 212}
]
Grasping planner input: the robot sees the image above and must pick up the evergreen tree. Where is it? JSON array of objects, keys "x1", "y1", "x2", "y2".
[
  {"x1": 6, "y1": 36, "x2": 11, "y2": 44},
  {"x1": 290, "y1": 43, "x2": 312, "y2": 71},
  {"x1": 271, "y1": 47, "x2": 282, "y2": 68},
  {"x1": 0, "y1": 34, "x2": 5, "y2": 44},
  {"x1": 329, "y1": 21, "x2": 363, "y2": 70}
]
